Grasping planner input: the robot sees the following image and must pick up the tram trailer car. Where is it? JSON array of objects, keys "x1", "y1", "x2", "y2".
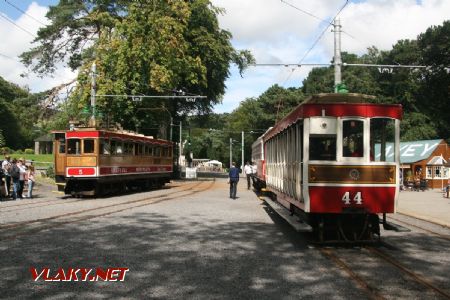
[
  {"x1": 252, "y1": 93, "x2": 402, "y2": 241},
  {"x1": 53, "y1": 128, "x2": 173, "y2": 196}
]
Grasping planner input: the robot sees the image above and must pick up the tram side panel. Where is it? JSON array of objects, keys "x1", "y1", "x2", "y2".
[{"x1": 264, "y1": 121, "x2": 304, "y2": 210}]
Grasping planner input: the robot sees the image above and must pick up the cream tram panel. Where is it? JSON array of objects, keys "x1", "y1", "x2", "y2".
[{"x1": 309, "y1": 117, "x2": 337, "y2": 135}]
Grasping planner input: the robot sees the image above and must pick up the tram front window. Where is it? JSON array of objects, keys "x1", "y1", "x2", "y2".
[
  {"x1": 67, "y1": 139, "x2": 80, "y2": 155},
  {"x1": 84, "y1": 139, "x2": 94, "y2": 154},
  {"x1": 309, "y1": 135, "x2": 336, "y2": 160},
  {"x1": 370, "y1": 118, "x2": 395, "y2": 162},
  {"x1": 343, "y1": 120, "x2": 364, "y2": 157}
]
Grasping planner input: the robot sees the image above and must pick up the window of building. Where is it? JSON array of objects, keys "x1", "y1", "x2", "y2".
[
  {"x1": 343, "y1": 120, "x2": 364, "y2": 158},
  {"x1": 83, "y1": 139, "x2": 95, "y2": 154},
  {"x1": 309, "y1": 135, "x2": 336, "y2": 161},
  {"x1": 426, "y1": 166, "x2": 449, "y2": 179},
  {"x1": 67, "y1": 139, "x2": 81, "y2": 155}
]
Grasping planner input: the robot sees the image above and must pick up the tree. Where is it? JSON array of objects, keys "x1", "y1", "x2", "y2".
[
  {"x1": 0, "y1": 129, "x2": 5, "y2": 148},
  {"x1": 416, "y1": 21, "x2": 450, "y2": 139},
  {"x1": 21, "y1": 0, "x2": 254, "y2": 133}
]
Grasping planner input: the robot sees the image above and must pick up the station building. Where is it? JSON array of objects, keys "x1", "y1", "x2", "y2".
[{"x1": 398, "y1": 139, "x2": 449, "y2": 189}]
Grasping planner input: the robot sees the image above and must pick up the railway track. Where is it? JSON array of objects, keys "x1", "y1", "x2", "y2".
[
  {"x1": 388, "y1": 214, "x2": 450, "y2": 242},
  {"x1": 0, "y1": 180, "x2": 215, "y2": 241},
  {"x1": 320, "y1": 246, "x2": 450, "y2": 299},
  {"x1": 0, "y1": 198, "x2": 81, "y2": 213}
]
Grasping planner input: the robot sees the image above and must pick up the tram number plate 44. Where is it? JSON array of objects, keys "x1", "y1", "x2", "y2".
[{"x1": 342, "y1": 191, "x2": 363, "y2": 205}]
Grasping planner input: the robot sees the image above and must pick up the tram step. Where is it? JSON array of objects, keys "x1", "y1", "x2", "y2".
[{"x1": 262, "y1": 196, "x2": 313, "y2": 232}]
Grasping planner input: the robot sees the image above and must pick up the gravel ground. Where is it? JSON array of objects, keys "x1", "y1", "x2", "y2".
[{"x1": 0, "y1": 178, "x2": 449, "y2": 299}]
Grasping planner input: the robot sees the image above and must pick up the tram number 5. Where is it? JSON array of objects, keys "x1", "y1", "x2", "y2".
[{"x1": 342, "y1": 192, "x2": 363, "y2": 205}]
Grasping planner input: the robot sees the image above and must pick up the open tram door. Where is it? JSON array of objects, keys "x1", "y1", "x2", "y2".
[{"x1": 53, "y1": 131, "x2": 67, "y2": 192}]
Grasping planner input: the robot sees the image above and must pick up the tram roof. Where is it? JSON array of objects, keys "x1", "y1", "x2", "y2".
[
  {"x1": 303, "y1": 93, "x2": 377, "y2": 103},
  {"x1": 58, "y1": 128, "x2": 172, "y2": 145},
  {"x1": 264, "y1": 93, "x2": 402, "y2": 141}
]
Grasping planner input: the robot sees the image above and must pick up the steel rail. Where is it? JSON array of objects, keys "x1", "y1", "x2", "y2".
[
  {"x1": 0, "y1": 181, "x2": 204, "y2": 230},
  {"x1": 0, "y1": 180, "x2": 215, "y2": 241},
  {"x1": 366, "y1": 247, "x2": 450, "y2": 300},
  {"x1": 320, "y1": 248, "x2": 386, "y2": 300}
]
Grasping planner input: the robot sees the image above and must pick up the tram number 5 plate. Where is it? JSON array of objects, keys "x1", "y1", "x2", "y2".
[{"x1": 342, "y1": 192, "x2": 363, "y2": 205}]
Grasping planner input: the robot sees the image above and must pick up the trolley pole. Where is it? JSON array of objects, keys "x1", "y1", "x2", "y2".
[
  {"x1": 230, "y1": 138, "x2": 232, "y2": 168},
  {"x1": 90, "y1": 61, "x2": 96, "y2": 127},
  {"x1": 241, "y1": 131, "x2": 244, "y2": 173},
  {"x1": 179, "y1": 121, "x2": 182, "y2": 167},
  {"x1": 333, "y1": 18, "x2": 342, "y2": 92}
]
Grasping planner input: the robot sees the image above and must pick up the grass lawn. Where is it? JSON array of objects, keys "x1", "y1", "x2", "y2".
[{"x1": 8, "y1": 153, "x2": 53, "y2": 166}]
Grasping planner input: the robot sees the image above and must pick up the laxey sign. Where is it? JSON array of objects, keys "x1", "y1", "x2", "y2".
[{"x1": 30, "y1": 267, "x2": 129, "y2": 282}]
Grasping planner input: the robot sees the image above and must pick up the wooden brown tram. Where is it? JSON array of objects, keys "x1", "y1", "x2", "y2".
[{"x1": 53, "y1": 128, "x2": 173, "y2": 196}]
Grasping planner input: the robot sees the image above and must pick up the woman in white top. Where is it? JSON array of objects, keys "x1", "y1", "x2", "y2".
[{"x1": 17, "y1": 159, "x2": 27, "y2": 199}]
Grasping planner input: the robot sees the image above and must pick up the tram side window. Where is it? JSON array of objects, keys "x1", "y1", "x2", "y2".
[
  {"x1": 343, "y1": 120, "x2": 364, "y2": 157},
  {"x1": 84, "y1": 139, "x2": 95, "y2": 154},
  {"x1": 67, "y1": 139, "x2": 81, "y2": 155},
  {"x1": 116, "y1": 142, "x2": 123, "y2": 154},
  {"x1": 58, "y1": 139, "x2": 66, "y2": 154},
  {"x1": 100, "y1": 139, "x2": 110, "y2": 155},
  {"x1": 154, "y1": 146, "x2": 161, "y2": 157},
  {"x1": 124, "y1": 142, "x2": 133, "y2": 155},
  {"x1": 145, "y1": 145, "x2": 152, "y2": 156},
  {"x1": 370, "y1": 118, "x2": 395, "y2": 162},
  {"x1": 162, "y1": 147, "x2": 169, "y2": 157},
  {"x1": 309, "y1": 135, "x2": 336, "y2": 160}
]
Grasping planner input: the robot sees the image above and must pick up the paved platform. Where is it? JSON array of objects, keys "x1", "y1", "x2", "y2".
[{"x1": 398, "y1": 188, "x2": 450, "y2": 228}]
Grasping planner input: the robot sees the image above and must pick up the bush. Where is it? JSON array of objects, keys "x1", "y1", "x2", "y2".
[
  {"x1": 24, "y1": 148, "x2": 35, "y2": 154},
  {"x1": 1, "y1": 146, "x2": 12, "y2": 155},
  {"x1": 15, "y1": 149, "x2": 23, "y2": 154},
  {"x1": 46, "y1": 165, "x2": 55, "y2": 179}
]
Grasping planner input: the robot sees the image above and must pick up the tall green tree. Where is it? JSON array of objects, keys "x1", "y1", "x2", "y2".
[
  {"x1": 21, "y1": 0, "x2": 254, "y2": 133},
  {"x1": 416, "y1": 21, "x2": 450, "y2": 139}
]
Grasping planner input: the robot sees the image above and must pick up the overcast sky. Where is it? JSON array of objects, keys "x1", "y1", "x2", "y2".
[{"x1": 0, "y1": 0, "x2": 449, "y2": 113}]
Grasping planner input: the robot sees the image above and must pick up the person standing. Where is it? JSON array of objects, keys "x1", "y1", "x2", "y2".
[
  {"x1": 2, "y1": 155, "x2": 12, "y2": 198},
  {"x1": 27, "y1": 165, "x2": 36, "y2": 199},
  {"x1": 9, "y1": 158, "x2": 20, "y2": 200},
  {"x1": 17, "y1": 159, "x2": 27, "y2": 199},
  {"x1": 243, "y1": 161, "x2": 252, "y2": 190},
  {"x1": 228, "y1": 162, "x2": 240, "y2": 199}
]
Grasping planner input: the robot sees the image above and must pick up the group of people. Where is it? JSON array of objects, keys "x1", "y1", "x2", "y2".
[
  {"x1": 1, "y1": 155, "x2": 36, "y2": 201},
  {"x1": 228, "y1": 161, "x2": 257, "y2": 199}
]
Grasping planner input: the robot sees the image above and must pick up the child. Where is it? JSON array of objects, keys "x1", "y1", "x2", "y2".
[{"x1": 27, "y1": 165, "x2": 36, "y2": 199}]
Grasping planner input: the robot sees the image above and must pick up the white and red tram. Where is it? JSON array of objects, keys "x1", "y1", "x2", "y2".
[
  {"x1": 53, "y1": 128, "x2": 173, "y2": 196},
  {"x1": 252, "y1": 93, "x2": 402, "y2": 240}
]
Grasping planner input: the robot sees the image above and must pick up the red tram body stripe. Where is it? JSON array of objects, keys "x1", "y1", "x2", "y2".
[
  {"x1": 99, "y1": 166, "x2": 172, "y2": 175},
  {"x1": 308, "y1": 186, "x2": 395, "y2": 213},
  {"x1": 67, "y1": 167, "x2": 96, "y2": 176}
]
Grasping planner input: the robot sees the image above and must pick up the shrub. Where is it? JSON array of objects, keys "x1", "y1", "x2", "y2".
[
  {"x1": 24, "y1": 148, "x2": 35, "y2": 154},
  {"x1": 0, "y1": 146, "x2": 12, "y2": 155},
  {"x1": 15, "y1": 149, "x2": 23, "y2": 154},
  {"x1": 46, "y1": 165, "x2": 55, "y2": 179}
]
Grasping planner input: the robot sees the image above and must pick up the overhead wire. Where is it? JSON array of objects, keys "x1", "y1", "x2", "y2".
[
  {"x1": 275, "y1": 0, "x2": 349, "y2": 122},
  {"x1": 3, "y1": 0, "x2": 47, "y2": 26},
  {"x1": 0, "y1": 12, "x2": 36, "y2": 37}
]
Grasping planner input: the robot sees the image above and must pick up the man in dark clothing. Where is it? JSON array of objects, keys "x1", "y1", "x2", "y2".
[
  {"x1": 228, "y1": 162, "x2": 240, "y2": 199},
  {"x1": 9, "y1": 158, "x2": 20, "y2": 200}
]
